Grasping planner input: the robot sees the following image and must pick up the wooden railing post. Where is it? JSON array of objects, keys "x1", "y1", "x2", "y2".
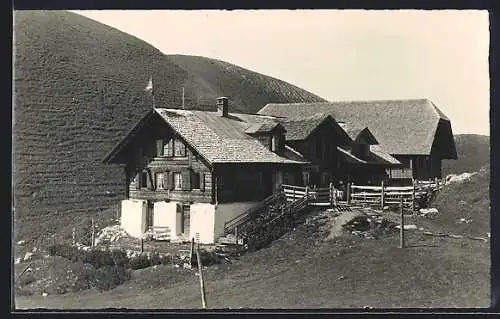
[
  {"x1": 329, "y1": 182, "x2": 333, "y2": 207},
  {"x1": 305, "y1": 186, "x2": 309, "y2": 199},
  {"x1": 411, "y1": 178, "x2": 416, "y2": 211},
  {"x1": 399, "y1": 196, "x2": 405, "y2": 248},
  {"x1": 347, "y1": 182, "x2": 351, "y2": 205},
  {"x1": 380, "y1": 180, "x2": 385, "y2": 210}
]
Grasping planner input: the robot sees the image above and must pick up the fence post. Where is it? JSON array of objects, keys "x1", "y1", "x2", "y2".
[
  {"x1": 91, "y1": 218, "x2": 95, "y2": 247},
  {"x1": 399, "y1": 196, "x2": 405, "y2": 248},
  {"x1": 434, "y1": 177, "x2": 439, "y2": 190},
  {"x1": 196, "y1": 244, "x2": 207, "y2": 309},
  {"x1": 381, "y1": 180, "x2": 385, "y2": 210},
  {"x1": 305, "y1": 186, "x2": 309, "y2": 199},
  {"x1": 189, "y1": 237, "x2": 195, "y2": 266},
  {"x1": 72, "y1": 228, "x2": 76, "y2": 247},
  {"x1": 140, "y1": 237, "x2": 144, "y2": 253},
  {"x1": 411, "y1": 178, "x2": 416, "y2": 211},
  {"x1": 347, "y1": 182, "x2": 351, "y2": 205},
  {"x1": 293, "y1": 187, "x2": 296, "y2": 202}
]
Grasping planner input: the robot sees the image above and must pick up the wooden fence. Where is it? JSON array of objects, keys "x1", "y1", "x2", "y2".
[
  {"x1": 283, "y1": 179, "x2": 443, "y2": 210},
  {"x1": 282, "y1": 183, "x2": 339, "y2": 207},
  {"x1": 349, "y1": 179, "x2": 443, "y2": 210}
]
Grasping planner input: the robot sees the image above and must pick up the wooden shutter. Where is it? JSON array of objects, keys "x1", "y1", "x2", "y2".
[
  {"x1": 135, "y1": 172, "x2": 140, "y2": 189},
  {"x1": 156, "y1": 140, "x2": 164, "y2": 156},
  {"x1": 163, "y1": 171, "x2": 171, "y2": 189},
  {"x1": 200, "y1": 173, "x2": 205, "y2": 191},
  {"x1": 146, "y1": 169, "x2": 154, "y2": 190},
  {"x1": 182, "y1": 170, "x2": 191, "y2": 191},
  {"x1": 170, "y1": 172, "x2": 175, "y2": 190}
]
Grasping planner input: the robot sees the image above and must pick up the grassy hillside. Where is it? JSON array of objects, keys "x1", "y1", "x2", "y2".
[
  {"x1": 442, "y1": 134, "x2": 490, "y2": 176},
  {"x1": 13, "y1": 10, "x2": 326, "y2": 223},
  {"x1": 167, "y1": 54, "x2": 326, "y2": 114}
]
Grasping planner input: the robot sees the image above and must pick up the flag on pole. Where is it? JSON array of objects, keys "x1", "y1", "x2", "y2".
[
  {"x1": 145, "y1": 76, "x2": 155, "y2": 108},
  {"x1": 145, "y1": 76, "x2": 153, "y2": 93}
]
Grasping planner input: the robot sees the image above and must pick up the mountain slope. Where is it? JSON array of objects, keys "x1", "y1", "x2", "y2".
[
  {"x1": 442, "y1": 134, "x2": 490, "y2": 176},
  {"x1": 13, "y1": 10, "x2": 326, "y2": 220},
  {"x1": 167, "y1": 54, "x2": 326, "y2": 114}
]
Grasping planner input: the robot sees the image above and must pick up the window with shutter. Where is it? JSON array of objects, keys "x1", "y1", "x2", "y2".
[
  {"x1": 155, "y1": 172, "x2": 164, "y2": 190},
  {"x1": 173, "y1": 172, "x2": 182, "y2": 190},
  {"x1": 165, "y1": 139, "x2": 174, "y2": 157},
  {"x1": 174, "y1": 139, "x2": 187, "y2": 157}
]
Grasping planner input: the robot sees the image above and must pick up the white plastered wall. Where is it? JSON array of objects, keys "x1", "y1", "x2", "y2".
[
  {"x1": 153, "y1": 201, "x2": 182, "y2": 241},
  {"x1": 189, "y1": 203, "x2": 216, "y2": 244},
  {"x1": 120, "y1": 199, "x2": 147, "y2": 238}
]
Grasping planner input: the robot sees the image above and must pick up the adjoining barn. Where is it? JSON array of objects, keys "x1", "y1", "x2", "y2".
[{"x1": 258, "y1": 99, "x2": 458, "y2": 184}]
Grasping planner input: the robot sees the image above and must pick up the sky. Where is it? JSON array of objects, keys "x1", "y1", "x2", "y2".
[{"x1": 73, "y1": 10, "x2": 490, "y2": 136}]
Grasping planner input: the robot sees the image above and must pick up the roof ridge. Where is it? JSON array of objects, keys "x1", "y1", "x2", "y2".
[
  {"x1": 426, "y1": 99, "x2": 450, "y2": 121},
  {"x1": 265, "y1": 98, "x2": 433, "y2": 106}
]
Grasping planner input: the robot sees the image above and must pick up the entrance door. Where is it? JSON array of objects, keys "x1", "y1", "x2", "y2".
[{"x1": 146, "y1": 201, "x2": 154, "y2": 228}]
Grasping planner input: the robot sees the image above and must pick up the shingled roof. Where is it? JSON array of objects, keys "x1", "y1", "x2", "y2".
[
  {"x1": 337, "y1": 146, "x2": 401, "y2": 166},
  {"x1": 153, "y1": 109, "x2": 306, "y2": 165},
  {"x1": 278, "y1": 113, "x2": 331, "y2": 141},
  {"x1": 258, "y1": 99, "x2": 457, "y2": 158}
]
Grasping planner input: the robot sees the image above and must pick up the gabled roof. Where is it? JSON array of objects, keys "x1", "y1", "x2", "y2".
[
  {"x1": 156, "y1": 109, "x2": 308, "y2": 164},
  {"x1": 258, "y1": 99, "x2": 457, "y2": 158},
  {"x1": 278, "y1": 113, "x2": 331, "y2": 141},
  {"x1": 339, "y1": 123, "x2": 378, "y2": 145},
  {"x1": 244, "y1": 122, "x2": 283, "y2": 134},
  {"x1": 337, "y1": 146, "x2": 401, "y2": 166},
  {"x1": 104, "y1": 108, "x2": 307, "y2": 165}
]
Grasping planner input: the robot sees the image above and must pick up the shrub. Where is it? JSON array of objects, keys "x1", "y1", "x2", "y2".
[
  {"x1": 48, "y1": 243, "x2": 82, "y2": 261},
  {"x1": 194, "y1": 249, "x2": 223, "y2": 267},
  {"x1": 92, "y1": 266, "x2": 131, "y2": 291},
  {"x1": 129, "y1": 254, "x2": 151, "y2": 270}
]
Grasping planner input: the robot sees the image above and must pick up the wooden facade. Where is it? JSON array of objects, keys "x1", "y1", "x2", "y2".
[
  {"x1": 286, "y1": 120, "x2": 345, "y2": 187},
  {"x1": 387, "y1": 155, "x2": 442, "y2": 181},
  {"x1": 112, "y1": 112, "x2": 299, "y2": 207}
]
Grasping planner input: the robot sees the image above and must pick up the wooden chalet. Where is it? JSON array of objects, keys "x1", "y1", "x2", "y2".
[
  {"x1": 258, "y1": 99, "x2": 458, "y2": 184},
  {"x1": 103, "y1": 97, "x2": 312, "y2": 243}
]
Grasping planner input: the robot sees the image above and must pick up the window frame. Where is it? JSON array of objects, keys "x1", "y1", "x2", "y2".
[
  {"x1": 155, "y1": 172, "x2": 164, "y2": 190},
  {"x1": 173, "y1": 139, "x2": 187, "y2": 158},
  {"x1": 173, "y1": 172, "x2": 183, "y2": 190}
]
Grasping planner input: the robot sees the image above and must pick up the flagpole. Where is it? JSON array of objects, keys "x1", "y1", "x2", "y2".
[{"x1": 152, "y1": 76, "x2": 155, "y2": 109}]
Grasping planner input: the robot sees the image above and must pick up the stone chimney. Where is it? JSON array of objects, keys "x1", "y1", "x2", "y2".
[{"x1": 216, "y1": 97, "x2": 229, "y2": 117}]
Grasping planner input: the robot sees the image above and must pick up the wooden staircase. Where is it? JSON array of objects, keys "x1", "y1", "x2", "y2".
[{"x1": 218, "y1": 190, "x2": 313, "y2": 251}]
